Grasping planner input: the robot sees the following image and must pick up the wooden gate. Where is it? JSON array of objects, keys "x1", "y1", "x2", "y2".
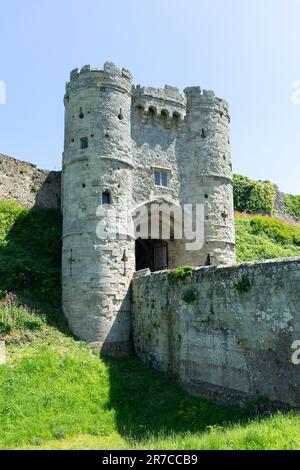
[{"x1": 153, "y1": 242, "x2": 168, "y2": 271}]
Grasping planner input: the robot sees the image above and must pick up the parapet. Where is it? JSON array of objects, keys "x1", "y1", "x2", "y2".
[
  {"x1": 66, "y1": 61, "x2": 133, "y2": 95},
  {"x1": 132, "y1": 84, "x2": 186, "y2": 128},
  {"x1": 184, "y1": 86, "x2": 229, "y2": 116},
  {"x1": 132, "y1": 84, "x2": 186, "y2": 108}
]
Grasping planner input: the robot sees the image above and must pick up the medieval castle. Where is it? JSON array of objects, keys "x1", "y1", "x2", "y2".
[
  {"x1": 1, "y1": 62, "x2": 299, "y2": 406},
  {"x1": 61, "y1": 61, "x2": 235, "y2": 353}
]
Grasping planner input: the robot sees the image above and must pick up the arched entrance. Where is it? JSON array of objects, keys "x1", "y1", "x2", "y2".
[
  {"x1": 135, "y1": 239, "x2": 168, "y2": 272},
  {"x1": 132, "y1": 197, "x2": 182, "y2": 273}
]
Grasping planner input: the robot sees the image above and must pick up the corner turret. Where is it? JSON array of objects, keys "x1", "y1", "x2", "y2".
[{"x1": 62, "y1": 62, "x2": 135, "y2": 354}]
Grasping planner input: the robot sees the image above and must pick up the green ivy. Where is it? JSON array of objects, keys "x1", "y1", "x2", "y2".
[
  {"x1": 234, "y1": 275, "x2": 251, "y2": 294},
  {"x1": 182, "y1": 289, "x2": 197, "y2": 304},
  {"x1": 284, "y1": 194, "x2": 300, "y2": 221},
  {"x1": 233, "y1": 174, "x2": 275, "y2": 215}
]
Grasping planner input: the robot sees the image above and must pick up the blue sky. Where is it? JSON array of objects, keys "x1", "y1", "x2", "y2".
[{"x1": 0, "y1": 0, "x2": 299, "y2": 193}]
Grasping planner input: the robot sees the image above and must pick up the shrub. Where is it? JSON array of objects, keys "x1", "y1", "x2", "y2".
[
  {"x1": 170, "y1": 266, "x2": 193, "y2": 280},
  {"x1": 285, "y1": 194, "x2": 300, "y2": 221},
  {"x1": 233, "y1": 174, "x2": 275, "y2": 215}
]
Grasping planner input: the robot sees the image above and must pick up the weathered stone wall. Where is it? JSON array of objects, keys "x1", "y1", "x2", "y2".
[
  {"x1": 132, "y1": 258, "x2": 300, "y2": 407},
  {"x1": 0, "y1": 153, "x2": 61, "y2": 209}
]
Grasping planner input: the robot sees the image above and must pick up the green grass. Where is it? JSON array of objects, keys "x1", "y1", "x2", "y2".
[
  {"x1": 1, "y1": 326, "x2": 299, "y2": 450},
  {"x1": 0, "y1": 200, "x2": 300, "y2": 450},
  {"x1": 235, "y1": 213, "x2": 300, "y2": 262},
  {"x1": 0, "y1": 292, "x2": 45, "y2": 337}
]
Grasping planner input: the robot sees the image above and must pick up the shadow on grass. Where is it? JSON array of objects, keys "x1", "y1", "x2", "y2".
[
  {"x1": 0, "y1": 201, "x2": 69, "y2": 335},
  {"x1": 103, "y1": 355, "x2": 252, "y2": 441}
]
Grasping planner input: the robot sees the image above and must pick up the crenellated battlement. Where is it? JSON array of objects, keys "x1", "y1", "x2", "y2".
[
  {"x1": 132, "y1": 84, "x2": 185, "y2": 106},
  {"x1": 66, "y1": 61, "x2": 133, "y2": 96},
  {"x1": 184, "y1": 86, "x2": 229, "y2": 118},
  {"x1": 132, "y1": 84, "x2": 186, "y2": 129}
]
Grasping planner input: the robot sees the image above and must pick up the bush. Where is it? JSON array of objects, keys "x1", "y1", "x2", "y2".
[
  {"x1": 285, "y1": 194, "x2": 300, "y2": 221},
  {"x1": 170, "y1": 266, "x2": 193, "y2": 280},
  {"x1": 233, "y1": 174, "x2": 275, "y2": 215}
]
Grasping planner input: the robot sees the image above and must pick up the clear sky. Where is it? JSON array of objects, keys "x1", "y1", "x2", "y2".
[{"x1": 0, "y1": 0, "x2": 299, "y2": 193}]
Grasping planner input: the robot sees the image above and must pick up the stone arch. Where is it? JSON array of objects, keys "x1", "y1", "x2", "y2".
[
  {"x1": 160, "y1": 109, "x2": 169, "y2": 128},
  {"x1": 132, "y1": 198, "x2": 183, "y2": 272},
  {"x1": 172, "y1": 112, "x2": 180, "y2": 130},
  {"x1": 147, "y1": 106, "x2": 157, "y2": 125},
  {"x1": 135, "y1": 104, "x2": 144, "y2": 119}
]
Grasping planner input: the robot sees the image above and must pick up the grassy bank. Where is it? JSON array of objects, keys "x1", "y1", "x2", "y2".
[{"x1": 235, "y1": 212, "x2": 300, "y2": 262}]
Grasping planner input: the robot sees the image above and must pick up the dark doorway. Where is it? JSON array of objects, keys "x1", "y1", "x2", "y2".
[{"x1": 135, "y1": 239, "x2": 168, "y2": 272}]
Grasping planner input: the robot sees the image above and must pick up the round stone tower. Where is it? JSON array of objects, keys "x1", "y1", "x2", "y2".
[
  {"x1": 62, "y1": 62, "x2": 135, "y2": 354},
  {"x1": 181, "y1": 87, "x2": 235, "y2": 266}
]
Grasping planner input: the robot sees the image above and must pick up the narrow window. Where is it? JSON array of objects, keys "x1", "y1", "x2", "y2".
[
  {"x1": 80, "y1": 137, "x2": 88, "y2": 149},
  {"x1": 154, "y1": 170, "x2": 168, "y2": 188},
  {"x1": 161, "y1": 110, "x2": 168, "y2": 129},
  {"x1": 79, "y1": 107, "x2": 84, "y2": 119},
  {"x1": 102, "y1": 191, "x2": 110, "y2": 205},
  {"x1": 173, "y1": 112, "x2": 180, "y2": 130},
  {"x1": 161, "y1": 172, "x2": 168, "y2": 187},
  {"x1": 148, "y1": 107, "x2": 156, "y2": 125},
  {"x1": 136, "y1": 105, "x2": 144, "y2": 119},
  {"x1": 205, "y1": 254, "x2": 211, "y2": 266},
  {"x1": 154, "y1": 171, "x2": 161, "y2": 186}
]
